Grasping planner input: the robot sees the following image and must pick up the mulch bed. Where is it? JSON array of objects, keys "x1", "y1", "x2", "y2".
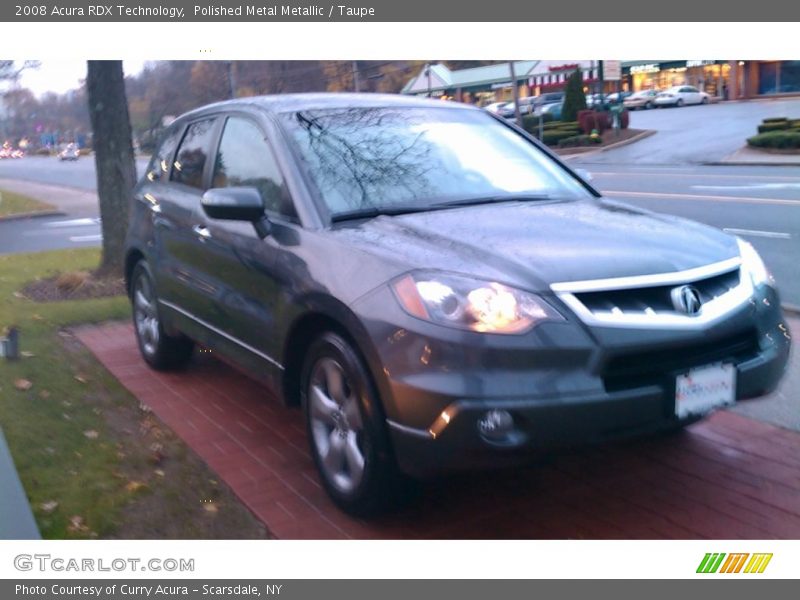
[{"x1": 21, "y1": 272, "x2": 126, "y2": 302}]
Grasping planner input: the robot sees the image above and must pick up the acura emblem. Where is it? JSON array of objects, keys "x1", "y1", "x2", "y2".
[{"x1": 671, "y1": 285, "x2": 702, "y2": 315}]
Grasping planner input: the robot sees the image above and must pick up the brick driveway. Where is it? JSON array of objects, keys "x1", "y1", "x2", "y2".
[{"x1": 76, "y1": 322, "x2": 800, "y2": 539}]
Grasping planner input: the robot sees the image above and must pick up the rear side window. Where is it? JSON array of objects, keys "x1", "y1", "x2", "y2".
[
  {"x1": 146, "y1": 127, "x2": 181, "y2": 183},
  {"x1": 211, "y1": 117, "x2": 296, "y2": 219},
  {"x1": 171, "y1": 118, "x2": 217, "y2": 190}
]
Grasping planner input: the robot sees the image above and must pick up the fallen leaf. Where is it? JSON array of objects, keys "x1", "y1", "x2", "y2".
[
  {"x1": 67, "y1": 515, "x2": 88, "y2": 533},
  {"x1": 20, "y1": 351, "x2": 34, "y2": 358},
  {"x1": 31, "y1": 314, "x2": 44, "y2": 321},
  {"x1": 125, "y1": 480, "x2": 146, "y2": 493},
  {"x1": 203, "y1": 501, "x2": 219, "y2": 514},
  {"x1": 62, "y1": 413, "x2": 72, "y2": 421},
  {"x1": 40, "y1": 501, "x2": 59, "y2": 514},
  {"x1": 12, "y1": 291, "x2": 24, "y2": 298},
  {"x1": 39, "y1": 390, "x2": 50, "y2": 399},
  {"x1": 154, "y1": 469, "x2": 165, "y2": 477},
  {"x1": 14, "y1": 379, "x2": 33, "y2": 391},
  {"x1": 83, "y1": 430, "x2": 99, "y2": 440},
  {"x1": 74, "y1": 375, "x2": 88, "y2": 384}
]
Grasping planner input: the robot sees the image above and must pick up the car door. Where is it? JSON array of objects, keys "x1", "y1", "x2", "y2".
[
  {"x1": 155, "y1": 116, "x2": 223, "y2": 323},
  {"x1": 190, "y1": 114, "x2": 301, "y2": 384}
]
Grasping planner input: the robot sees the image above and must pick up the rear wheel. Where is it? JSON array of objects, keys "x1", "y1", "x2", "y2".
[
  {"x1": 701, "y1": 97, "x2": 709, "y2": 104},
  {"x1": 131, "y1": 261, "x2": 194, "y2": 370},
  {"x1": 301, "y1": 331, "x2": 407, "y2": 516}
]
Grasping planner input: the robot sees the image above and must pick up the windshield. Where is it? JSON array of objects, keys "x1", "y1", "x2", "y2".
[{"x1": 280, "y1": 106, "x2": 592, "y2": 218}]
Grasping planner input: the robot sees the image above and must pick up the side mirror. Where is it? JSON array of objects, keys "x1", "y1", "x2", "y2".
[
  {"x1": 574, "y1": 168, "x2": 593, "y2": 183},
  {"x1": 201, "y1": 187, "x2": 271, "y2": 239},
  {"x1": 202, "y1": 187, "x2": 265, "y2": 222}
]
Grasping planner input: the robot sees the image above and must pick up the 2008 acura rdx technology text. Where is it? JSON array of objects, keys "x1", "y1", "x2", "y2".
[{"x1": 125, "y1": 94, "x2": 790, "y2": 515}]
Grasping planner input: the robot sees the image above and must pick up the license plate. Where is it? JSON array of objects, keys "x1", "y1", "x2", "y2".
[{"x1": 675, "y1": 363, "x2": 736, "y2": 418}]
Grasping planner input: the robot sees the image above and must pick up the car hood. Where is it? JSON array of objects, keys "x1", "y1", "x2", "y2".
[{"x1": 329, "y1": 198, "x2": 739, "y2": 292}]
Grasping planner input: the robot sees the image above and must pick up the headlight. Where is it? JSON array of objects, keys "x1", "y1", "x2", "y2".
[
  {"x1": 392, "y1": 272, "x2": 563, "y2": 334},
  {"x1": 737, "y1": 238, "x2": 772, "y2": 287}
]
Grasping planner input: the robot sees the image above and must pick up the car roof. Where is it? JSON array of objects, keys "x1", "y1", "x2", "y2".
[{"x1": 174, "y1": 93, "x2": 477, "y2": 123}]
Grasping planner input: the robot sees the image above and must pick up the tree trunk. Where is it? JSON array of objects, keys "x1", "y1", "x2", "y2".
[{"x1": 86, "y1": 60, "x2": 137, "y2": 277}]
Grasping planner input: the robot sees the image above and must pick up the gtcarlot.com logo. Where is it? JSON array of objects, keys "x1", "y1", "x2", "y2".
[{"x1": 696, "y1": 553, "x2": 773, "y2": 574}]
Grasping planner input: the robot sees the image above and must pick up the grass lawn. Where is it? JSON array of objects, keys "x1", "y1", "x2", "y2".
[
  {"x1": 0, "y1": 248, "x2": 268, "y2": 538},
  {"x1": 0, "y1": 189, "x2": 57, "y2": 218}
]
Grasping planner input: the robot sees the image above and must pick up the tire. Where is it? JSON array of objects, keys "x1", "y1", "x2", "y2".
[
  {"x1": 676, "y1": 99, "x2": 684, "y2": 107},
  {"x1": 301, "y1": 331, "x2": 408, "y2": 516},
  {"x1": 701, "y1": 97, "x2": 709, "y2": 104},
  {"x1": 130, "y1": 261, "x2": 194, "y2": 370},
  {"x1": 645, "y1": 101, "x2": 653, "y2": 110}
]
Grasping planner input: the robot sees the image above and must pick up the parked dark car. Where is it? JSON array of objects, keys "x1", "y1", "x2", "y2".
[
  {"x1": 125, "y1": 93, "x2": 790, "y2": 515},
  {"x1": 499, "y1": 92, "x2": 564, "y2": 118}
]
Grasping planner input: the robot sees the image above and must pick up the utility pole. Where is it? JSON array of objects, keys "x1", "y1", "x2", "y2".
[
  {"x1": 352, "y1": 61, "x2": 360, "y2": 93},
  {"x1": 509, "y1": 61, "x2": 522, "y2": 127},
  {"x1": 425, "y1": 63, "x2": 432, "y2": 97},
  {"x1": 226, "y1": 61, "x2": 237, "y2": 99}
]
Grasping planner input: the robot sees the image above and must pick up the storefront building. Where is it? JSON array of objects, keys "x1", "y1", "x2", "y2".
[
  {"x1": 400, "y1": 61, "x2": 540, "y2": 106},
  {"x1": 622, "y1": 60, "x2": 800, "y2": 99},
  {"x1": 401, "y1": 61, "x2": 607, "y2": 106}
]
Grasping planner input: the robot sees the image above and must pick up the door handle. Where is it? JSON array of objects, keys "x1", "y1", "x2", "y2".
[{"x1": 193, "y1": 225, "x2": 212, "y2": 240}]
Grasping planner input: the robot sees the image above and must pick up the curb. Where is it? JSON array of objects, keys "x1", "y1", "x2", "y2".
[
  {"x1": 560, "y1": 129, "x2": 657, "y2": 159},
  {"x1": 0, "y1": 209, "x2": 64, "y2": 223},
  {"x1": 703, "y1": 160, "x2": 800, "y2": 167},
  {"x1": 783, "y1": 304, "x2": 800, "y2": 317}
]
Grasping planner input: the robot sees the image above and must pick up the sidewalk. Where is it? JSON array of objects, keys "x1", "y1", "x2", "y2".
[
  {"x1": 709, "y1": 146, "x2": 800, "y2": 167},
  {"x1": 0, "y1": 178, "x2": 98, "y2": 218},
  {"x1": 74, "y1": 317, "x2": 800, "y2": 540}
]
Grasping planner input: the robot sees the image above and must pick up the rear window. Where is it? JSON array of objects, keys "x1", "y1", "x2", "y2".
[{"x1": 171, "y1": 118, "x2": 218, "y2": 190}]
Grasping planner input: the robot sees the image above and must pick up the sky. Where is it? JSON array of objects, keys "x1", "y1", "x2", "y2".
[{"x1": 14, "y1": 60, "x2": 146, "y2": 97}]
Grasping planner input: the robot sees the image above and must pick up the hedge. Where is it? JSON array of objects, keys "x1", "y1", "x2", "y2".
[
  {"x1": 762, "y1": 117, "x2": 788, "y2": 123},
  {"x1": 758, "y1": 121, "x2": 792, "y2": 133},
  {"x1": 747, "y1": 131, "x2": 800, "y2": 149},
  {"x1": 541, "y1": 130, "x2": 582, "y2": 146},
  {"x1": 521, "y1": 113, "x2": 554, "y2": 134},
  {"x1": 558, "y1": 134, "x2": 601, "y2": 148}
]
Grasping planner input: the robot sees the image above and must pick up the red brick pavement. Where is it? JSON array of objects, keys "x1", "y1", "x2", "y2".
[{"x1": 75, "y1": 322, "x2": 800, "y2": 539}]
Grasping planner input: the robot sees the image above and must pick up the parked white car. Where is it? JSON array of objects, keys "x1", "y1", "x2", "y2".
[
  {"x1": 624, "y1": 89, "x2": 660, "y2": 110},
  {"x1": 654, "y1": 86, "x2": 710, "y2": 107}
]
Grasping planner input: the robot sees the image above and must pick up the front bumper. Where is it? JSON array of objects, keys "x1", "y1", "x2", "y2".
[{"x1": 352, "y1": 283, "x2": 791, "y2": 477}]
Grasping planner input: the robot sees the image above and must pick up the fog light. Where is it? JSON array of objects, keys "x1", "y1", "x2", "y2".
[{"x1": 478, "y1": 409, "x2": 514, "y2": 441}]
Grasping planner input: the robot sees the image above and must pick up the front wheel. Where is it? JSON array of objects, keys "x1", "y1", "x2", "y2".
[
  {"x1": 130, "y1": 261, "x2": 194, "y2": 370},
  {"x1": 301, "y1": 332, "x2": 407, "y2": 516},
  {"x1": 676, "y1": 99, "x2": 684, "y2": 107}
]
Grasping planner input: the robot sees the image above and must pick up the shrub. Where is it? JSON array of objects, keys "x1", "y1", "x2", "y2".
[
  {"x1": 757, "y1": 121, "x2": 791, "y2": 133},
  {"x1": 578, "y1": 110, "x2": 611, "y2": 135},
  {"x1": 34, "y1": 148, "x2": 52, "y2": 156},
  {"x1": 747, "y1": 131, "x2": 800, "y2": 149},
  {"x1": 558, "y1": 134, "x2": 601, "y2": 148},
  {"x1": 543, "y1": 121, "x2": 580, "y2": 132},
  {"x1": 762, "y1": 117, "x2": 788, "y2": 123},
  {"x1": 541, "y1": 130, "x2": 581, "y2": 146},
  {"x1": 562, "y1": 69, "x2": 587, "y2": 122},
  {"x1": 521, "y1": 113, "x2": 554, "y2": 135}
]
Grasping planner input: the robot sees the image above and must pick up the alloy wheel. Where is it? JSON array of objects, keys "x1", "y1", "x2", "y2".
[
  {"x1": 133, "y1": 273, "x2": 160, "y2": 356},
  {"x1": 308, "y1": 357, "x2": 366, "y2": 494}
]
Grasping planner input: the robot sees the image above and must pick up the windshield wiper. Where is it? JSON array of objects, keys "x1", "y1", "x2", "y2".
[
  {"x1": 331, "y1": 194, "x2": 554, "y2": 223},
  {"x1": 431, "y1": 194, "x2": 551, "y2": 208},
  {"x1": 330, "y1": 205, "x2": 433, "y2": 222}
]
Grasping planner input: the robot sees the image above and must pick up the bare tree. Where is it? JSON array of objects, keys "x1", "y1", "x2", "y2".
[{"x1": 86, "y1": 61, "x2": 137, "y2": 277}]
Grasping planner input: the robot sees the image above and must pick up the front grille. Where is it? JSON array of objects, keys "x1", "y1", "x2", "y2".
[
  {"x1": 575, "y1": 268, "x2": 741, "y2": 316},
  {"x1": 603, "y1": 330, "x2": 759, "y2": 392}
]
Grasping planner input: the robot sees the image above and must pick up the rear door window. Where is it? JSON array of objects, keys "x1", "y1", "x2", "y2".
[
  {"x1": 146, "y1": 127, "x2": 182, "y2": 183},
  {"x1": 171, "y1": 118, "x2": 218, "y2": 190}
]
